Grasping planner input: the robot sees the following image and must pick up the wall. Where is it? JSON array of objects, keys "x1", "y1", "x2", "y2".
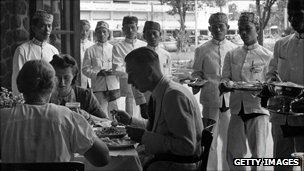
[
  {"x1": 0, "y1": 0, "x2": 61, "y2": 90},
  {"x1": 0, "y1": 0, "x2": 30, "y2": 90}
]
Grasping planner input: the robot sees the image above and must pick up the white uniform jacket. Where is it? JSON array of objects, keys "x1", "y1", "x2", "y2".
[
  {"x1": 266, "y1": 32, "x2": 304, "y2": 126},
  {"x1": 82, "y1": 42, "x2": 119, "y2": 92},
  {"x1": 112, "y1": 38, "x2": 147, "y2": 104},
  {"x1": 12, "y1": 38, "x2": 59, "y2": 95},
  {"x1": 192, "y1": 39, "x2": 237, "y2": 120},
  {"x1": 222, "y1": 42, "x2": 272, "y2": 115},
  {"x1": 80, "y1": 39, "x2": 94, "y2": 88}
]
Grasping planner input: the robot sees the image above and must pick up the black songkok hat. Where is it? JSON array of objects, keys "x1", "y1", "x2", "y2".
[
  {"x1": 238, "y1": 12, "x2": 260, "y2": 28},
  {"x1": 95, "y1": 21, "x2": 109, "y2": 31},
  {"x1": 209, "y1": 12, "x2": 228, "y2": 25},
  {"x1": 143, "y1": 21, "x2": 161, "y2": 32}
]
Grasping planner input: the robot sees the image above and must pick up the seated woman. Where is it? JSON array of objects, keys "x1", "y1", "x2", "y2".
[
  {"x1": 0, "y1": 60, "x2": 109, "y2": 165},
  {"x1": 49, "y1": 54, "x2": 108, "y2": 119}
]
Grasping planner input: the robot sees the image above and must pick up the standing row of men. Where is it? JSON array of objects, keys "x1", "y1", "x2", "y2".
[
  {"x1": 192, "y1": 0, "x2": 304, "y2": 170},
  {"x1": 11, "y1": 11, "x2": 172, "y2": 119}
]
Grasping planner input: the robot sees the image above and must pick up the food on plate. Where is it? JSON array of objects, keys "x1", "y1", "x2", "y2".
[
  {"x1": 229, "y1": 81, "x2": 263, "y2": 91},
  {"x1": 100, "y1": 137, "x2": 135, "y2": 149},
  {"x1": 187, "y1": 79, "x2": 208, "y2": 87},
  {"x1": 94, "y1": 126, "x2": 126, "y2": 138},
  {"x1": 179, "y1": 78, "x2": 208, "y2": 88}
]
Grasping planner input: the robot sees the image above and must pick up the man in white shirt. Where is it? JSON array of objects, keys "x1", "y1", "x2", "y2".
[
  {"x1": 82, "y1": 21, "x2": 119, "y2": 116},
  {"x1": 266, "y1": 0, "x2": 304, "y2": 170},
  {"x1": 144, "y1": 21, "x2": 171, "y2": 77},
  {"x1": 221, "y1": 12, "x2": 273, "y2": 171},
  {"x1": 138, "y1": 21, "x2": 172, "y2": 119},
  {"x1": 192, "y1": 12, "x2": 237, "y2": 171},
  {"x1": 80, "y1": 20, "x2": 94, "y2": 89},
  {"x1": 11, "y1": 10, "x2": 59, "y2": 95},
  {"x1": 112, "y1": 16, "x2": 146, "y2": 116}
]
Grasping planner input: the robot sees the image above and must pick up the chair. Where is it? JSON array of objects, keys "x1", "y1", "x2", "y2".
[
  {"x1": 200, "y1": 118, "x2": 216, "y2": 171},
  {"x1": 0, "y1": 161, "x2": 85, "y2": 171}
]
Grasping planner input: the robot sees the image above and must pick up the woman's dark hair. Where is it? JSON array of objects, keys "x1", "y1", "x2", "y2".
[
  {"x1": 49, "y1": 54, "x2": 79, "y2": 85},
  {"x1": 17, "y1": 60, "x2": 55, "y2": 97}
]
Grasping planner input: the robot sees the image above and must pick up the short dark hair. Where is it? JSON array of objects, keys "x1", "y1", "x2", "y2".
[
  {"x1": 50, "y1": 54, "x2": 79, "y2": 85},
  {"x1": 122, "y1": 16, "x2": 138, "y2": 26},
  {"x1": 17, "y1": 60, "x2": 55, "y2": 97},
  {"x1": 125, "y1": 47, "x2": 160, "y2": 67}
]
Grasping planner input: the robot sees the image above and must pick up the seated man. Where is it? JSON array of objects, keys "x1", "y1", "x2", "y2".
[
  {"x1": 49, "y1": 54, "x2": 108, "y2": 118},
  {"x1": 1, "y1": 60, "x2": 109, "y2": 165},
  {"x1": 115, "y1": 47, "x2": 203, "y2": 171}
]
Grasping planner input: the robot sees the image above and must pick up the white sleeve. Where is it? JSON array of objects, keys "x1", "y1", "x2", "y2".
[{"x1": 12, "y1": 46, "x2": 26, "y2": 96}]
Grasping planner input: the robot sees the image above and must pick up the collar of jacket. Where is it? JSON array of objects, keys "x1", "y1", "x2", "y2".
[
  {"x1": 147, "y1": 45, "x2": 160, "y2": 51},
  {"x1": 97, "y1": 41, "x2": 109, "y2": 47},
  {"x1": 124, "y1": 38, "x2": 138, "y2": 44},
  {"x1": 211, "y1": 38, "x2": 227, "y2": 45},
  {"x1": 243, "y1": 42, "x2": 259, "y2": 50},
  {"x1": 151, "y1": 76, "x2": 166, "y2": 99},
  {"x1": 32, "y1": 37, "x2": 47, "y2": 46}
]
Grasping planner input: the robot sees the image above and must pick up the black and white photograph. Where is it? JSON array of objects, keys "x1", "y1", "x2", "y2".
[{"x1": 0, "y1": 0, "x2": 303, "y2": 170}]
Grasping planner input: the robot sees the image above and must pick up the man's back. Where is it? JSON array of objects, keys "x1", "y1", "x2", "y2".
[
  {"x1": 1, "y1": 103, "x2": 95, "y2": 162},
  {"x1": 12, "y1": 39, "x2": 59, "y2": 95}
]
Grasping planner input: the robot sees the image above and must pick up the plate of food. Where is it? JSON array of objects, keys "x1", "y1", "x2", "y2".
[
  {"x1": 93, "y1": 126, "x2": 127, "y2": 139},
  {"x1": 180, "y1": 78, "x2": 208, "y2": 88},
  {"x1": 230, "y1": 81, "x2": 263, "y2": 91},
  {"x1": 269, "y1": 82, "x2": 304, "y2": 89},
  {"x1": 100, "y1": 137, "x2": 136, "y2": 150},
  {"x1": 187, "y1": 79, "x2": 208, "y2": 88}
]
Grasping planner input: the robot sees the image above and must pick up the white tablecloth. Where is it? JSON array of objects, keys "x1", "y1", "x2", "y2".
[{"x1": 73, "y1": 147, "x2": 142, "y2": 171}]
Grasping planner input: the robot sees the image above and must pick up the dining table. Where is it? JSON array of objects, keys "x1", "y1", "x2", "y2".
[
  {"x1": 73, "y1": 116, "x2": 142, "y2": 171},
  {"x1": 73, "y1": 146, "x2": 142, "y2": 171}
]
